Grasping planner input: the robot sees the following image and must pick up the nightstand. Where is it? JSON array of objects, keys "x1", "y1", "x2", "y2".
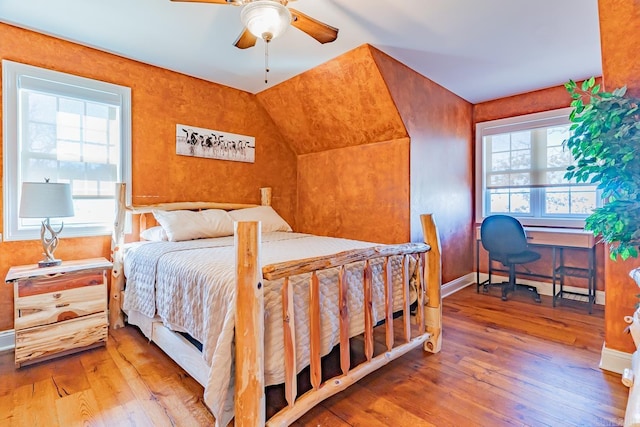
[{"x1": 7, "y1": 257, "x2": 113, "y2": 367}]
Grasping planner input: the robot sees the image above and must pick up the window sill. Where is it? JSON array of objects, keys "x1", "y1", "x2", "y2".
[{"x1": 476, "y1": 216, "x2": 586, "y2": 229}]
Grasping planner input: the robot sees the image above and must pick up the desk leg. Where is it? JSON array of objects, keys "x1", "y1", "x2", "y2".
[
  {"x1": 560, "y1": 248, "x2": 565, "y2": 302},
  {"x1": 476, "y1": 239, "x2": 480, "y2": 293},
  {"x1": 552, "y1": 247, "x2": 557, "y2": 307},
  {"x1": 589, "y1": 246, "x2": 595, "y2": 315}
]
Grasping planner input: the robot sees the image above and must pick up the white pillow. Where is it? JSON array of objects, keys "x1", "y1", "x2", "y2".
[
  {"x1": 228, "y1": 206, "x2": 292, "y2": 233},
  {"x1": 152, "y1": 209, "x2": 235, "y2": 242},
  {"x1": 140, "y1": 226, "x2": 168, "y2": 242}
]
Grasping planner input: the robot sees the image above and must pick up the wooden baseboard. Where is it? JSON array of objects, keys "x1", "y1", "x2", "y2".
[{"x1": 0, "y1": 329, "x2": 15, "y2": 353}]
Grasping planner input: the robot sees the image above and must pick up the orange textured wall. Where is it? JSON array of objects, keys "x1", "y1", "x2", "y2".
[
  {"x1": 257, "y1": 45, "x2": 408, "y2": 155},
  {"x1": 474, "y1": 85, "x2": 576, "y2": 123},
  {"x1": 259, "y1": 44, "x2": 476, "y2": 282},
  {"x1": 0, "y1": 23, "x2": 297, "y2": 331},
  {"x1": 371, "y1": 49, "x2": 474, "y2": 283},
  {"x1": 297, "y1": 139, "x2": 410, "y2": 244},
  {"x1": 259, "y1": 45, "x2": 412, "y2": 248},
  {"x1": 598, "y1": 0, "x2": 640, "y2": 353}
]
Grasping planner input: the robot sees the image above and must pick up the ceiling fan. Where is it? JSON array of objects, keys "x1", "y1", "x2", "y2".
[{"x1": 170, "y1": 0, "x2": 339, "y2": 49}]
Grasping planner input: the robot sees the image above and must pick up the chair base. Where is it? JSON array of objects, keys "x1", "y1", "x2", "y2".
[{"x1": 483, "y1": 281, "x2": 541, "y2": 303}]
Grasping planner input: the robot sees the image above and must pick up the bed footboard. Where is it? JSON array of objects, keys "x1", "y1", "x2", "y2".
[{"x1": 234, "y1": 214, "x2": 442, "y2": 427}]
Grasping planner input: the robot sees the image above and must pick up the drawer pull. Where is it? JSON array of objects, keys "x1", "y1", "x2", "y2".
[
  {"x1": 53, "y1": 293, "x2": 62, "y2": 299},
  {"x1": 55, "y1": 303, "x2": 70, "y2": 308}
]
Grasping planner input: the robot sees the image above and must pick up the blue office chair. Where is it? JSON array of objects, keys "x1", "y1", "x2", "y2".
[{"x1": 480, "y1": 215, "x2": 542, "y2": 303}]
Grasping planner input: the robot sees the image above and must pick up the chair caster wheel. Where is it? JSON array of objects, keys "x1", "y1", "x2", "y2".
[{"x1": 501, "y1": 296, "x2": 507, "y2": 301}]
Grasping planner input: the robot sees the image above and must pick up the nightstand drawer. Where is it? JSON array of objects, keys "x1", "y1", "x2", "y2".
[
  {"x1": 15, "y1": 312, "x2": 107, "y2": 366},
  {"x1": 15, "y1": 284, "x2": 107, "y2": 330},
  {"x1": 7, "y1": 257, "x2": 112, "y2": 367},
  {"x1": 16, "y1": 269, "x2": 106, "y2": 297}
]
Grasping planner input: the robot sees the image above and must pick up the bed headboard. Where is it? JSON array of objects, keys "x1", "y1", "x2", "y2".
[
  {"x1": 112, "y1": 183, "x2": 272, "y2": 242},
  {"x1": 109, "y1": 184, "x2": 273, "y2": 329}
]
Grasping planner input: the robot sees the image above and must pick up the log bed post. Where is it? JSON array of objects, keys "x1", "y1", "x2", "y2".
[
  {"x1": 235, "y1": 221, "x2": 265, "y2": 426},
  {"x1": 109, "y1": 182, "x2": 126, "y2": 329},
  {"x1": 421, "y1": 213, "x2": 442, "y2": 353},
  {"x1": 260, "y1": 187, "x2": 272, "y2": 206}
]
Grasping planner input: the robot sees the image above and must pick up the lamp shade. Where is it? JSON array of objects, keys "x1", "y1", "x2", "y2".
[
  {"x1": 19, "y1": 182, "x2": 75, "y2": 219},
  {"x1": 241, "y1": 0, "x2": 291, "y2": 41}
]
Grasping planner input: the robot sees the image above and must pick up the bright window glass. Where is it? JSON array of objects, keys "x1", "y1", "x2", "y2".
[
  {"x1": 3, "y1": 60, "x2": 131, "y2": 240},
  {"x1": 476, "y1": 108, "x2": 598, "y2": 227}
]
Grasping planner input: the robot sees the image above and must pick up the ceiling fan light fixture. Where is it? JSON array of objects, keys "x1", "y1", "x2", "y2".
[{"x1": 241, "y1": 0, "x2": 291, "y2": 41}]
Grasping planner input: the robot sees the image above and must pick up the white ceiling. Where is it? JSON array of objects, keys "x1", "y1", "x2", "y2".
[{"x1": 0, "y1": 0, "x2": 602, "y2": 103}]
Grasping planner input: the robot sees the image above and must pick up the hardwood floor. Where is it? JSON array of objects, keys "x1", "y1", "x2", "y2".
[{"x1": 0, "y1": 286, "x2": 628, "y2": 426}]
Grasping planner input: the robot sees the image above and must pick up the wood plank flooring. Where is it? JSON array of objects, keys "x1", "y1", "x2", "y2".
[{"x1": 0, "y1": 286, "x2": 628, "y2": 426}]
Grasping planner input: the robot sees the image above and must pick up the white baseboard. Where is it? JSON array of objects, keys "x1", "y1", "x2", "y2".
[
  {"x1": 476, "y1": 273, "x2": 605, "y2": 305},
  {"x1": 442, "y1": 273, "x2": 475, "y2": 298},
  {"x1": 0, "y1": 329, "x2": 15, "y2": 352},
  {"x1": 600, "y1": 342, "x2": 632, "y2": 374}
]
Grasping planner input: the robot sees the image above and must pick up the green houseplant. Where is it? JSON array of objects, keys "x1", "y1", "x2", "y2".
[{"x1": 563, "y1": 77, "x2": 640, "y2": 260}]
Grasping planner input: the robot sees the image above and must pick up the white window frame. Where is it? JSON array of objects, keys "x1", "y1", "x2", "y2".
[
  {"x1": 475, "y1": 107, "x2": 597, "y2": 228},
  {"x1": 2, "y1": 60, "x2": 131, "y2": 241}
]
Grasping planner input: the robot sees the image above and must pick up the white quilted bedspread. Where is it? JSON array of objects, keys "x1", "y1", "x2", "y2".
[{"x1": 123, "y1": 232, "x2": 416, "y2": 426}]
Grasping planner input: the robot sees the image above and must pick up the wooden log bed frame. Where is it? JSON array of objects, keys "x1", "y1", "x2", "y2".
[{"x1": 108, "y1": 184, "x2": 442, "y2": 426}]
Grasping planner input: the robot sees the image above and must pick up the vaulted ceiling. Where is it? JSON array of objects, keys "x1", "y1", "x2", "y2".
[{"x1": 0, "y1": 0, "x2": 602, "y2": 103}]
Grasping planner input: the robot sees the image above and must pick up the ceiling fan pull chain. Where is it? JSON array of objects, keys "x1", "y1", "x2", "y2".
[{"x1": 264, "y1": 39, "x2": 270, "y2": 84}]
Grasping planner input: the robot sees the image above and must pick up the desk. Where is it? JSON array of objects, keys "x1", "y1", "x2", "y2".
[{"x1": 475, "y1": 226, "x2": 597, "y2": 313}]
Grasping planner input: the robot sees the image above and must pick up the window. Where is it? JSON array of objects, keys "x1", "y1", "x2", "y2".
[
  {"x1": 476, "y1": 108, "x2": 598, "y2": 227},
  {"x1": 3, "y1": 60, "x2": 131, "y2": 241}
]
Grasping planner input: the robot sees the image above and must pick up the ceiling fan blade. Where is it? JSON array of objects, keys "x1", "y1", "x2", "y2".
[
  {"x1": 289, "y1": 8, "x2": 338, "y2": 44},
  {"x1": 234, "y1": 28, "x2": 258, "y2": 49},
  {"x1": 170, "y1": 0, "x2": 239, "y2": 4}
]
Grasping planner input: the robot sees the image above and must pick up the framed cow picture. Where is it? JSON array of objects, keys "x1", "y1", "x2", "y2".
[{"x1": 176, "y1": 124, "x2": 255, "y2": 163}]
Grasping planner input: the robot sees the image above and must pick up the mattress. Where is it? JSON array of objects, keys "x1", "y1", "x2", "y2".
[{"x1": 122, "y1": 231, "x2": 416, "y2": 426}]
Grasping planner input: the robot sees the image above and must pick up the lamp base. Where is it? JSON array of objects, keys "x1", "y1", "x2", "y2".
[{"x1": 38, "y1": 259, "x2": 62, "y2": 268}]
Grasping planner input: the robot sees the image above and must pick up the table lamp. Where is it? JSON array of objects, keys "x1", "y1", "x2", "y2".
[{"x1": 19, "y1": 180, "x2": 75, "y2": 268}]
